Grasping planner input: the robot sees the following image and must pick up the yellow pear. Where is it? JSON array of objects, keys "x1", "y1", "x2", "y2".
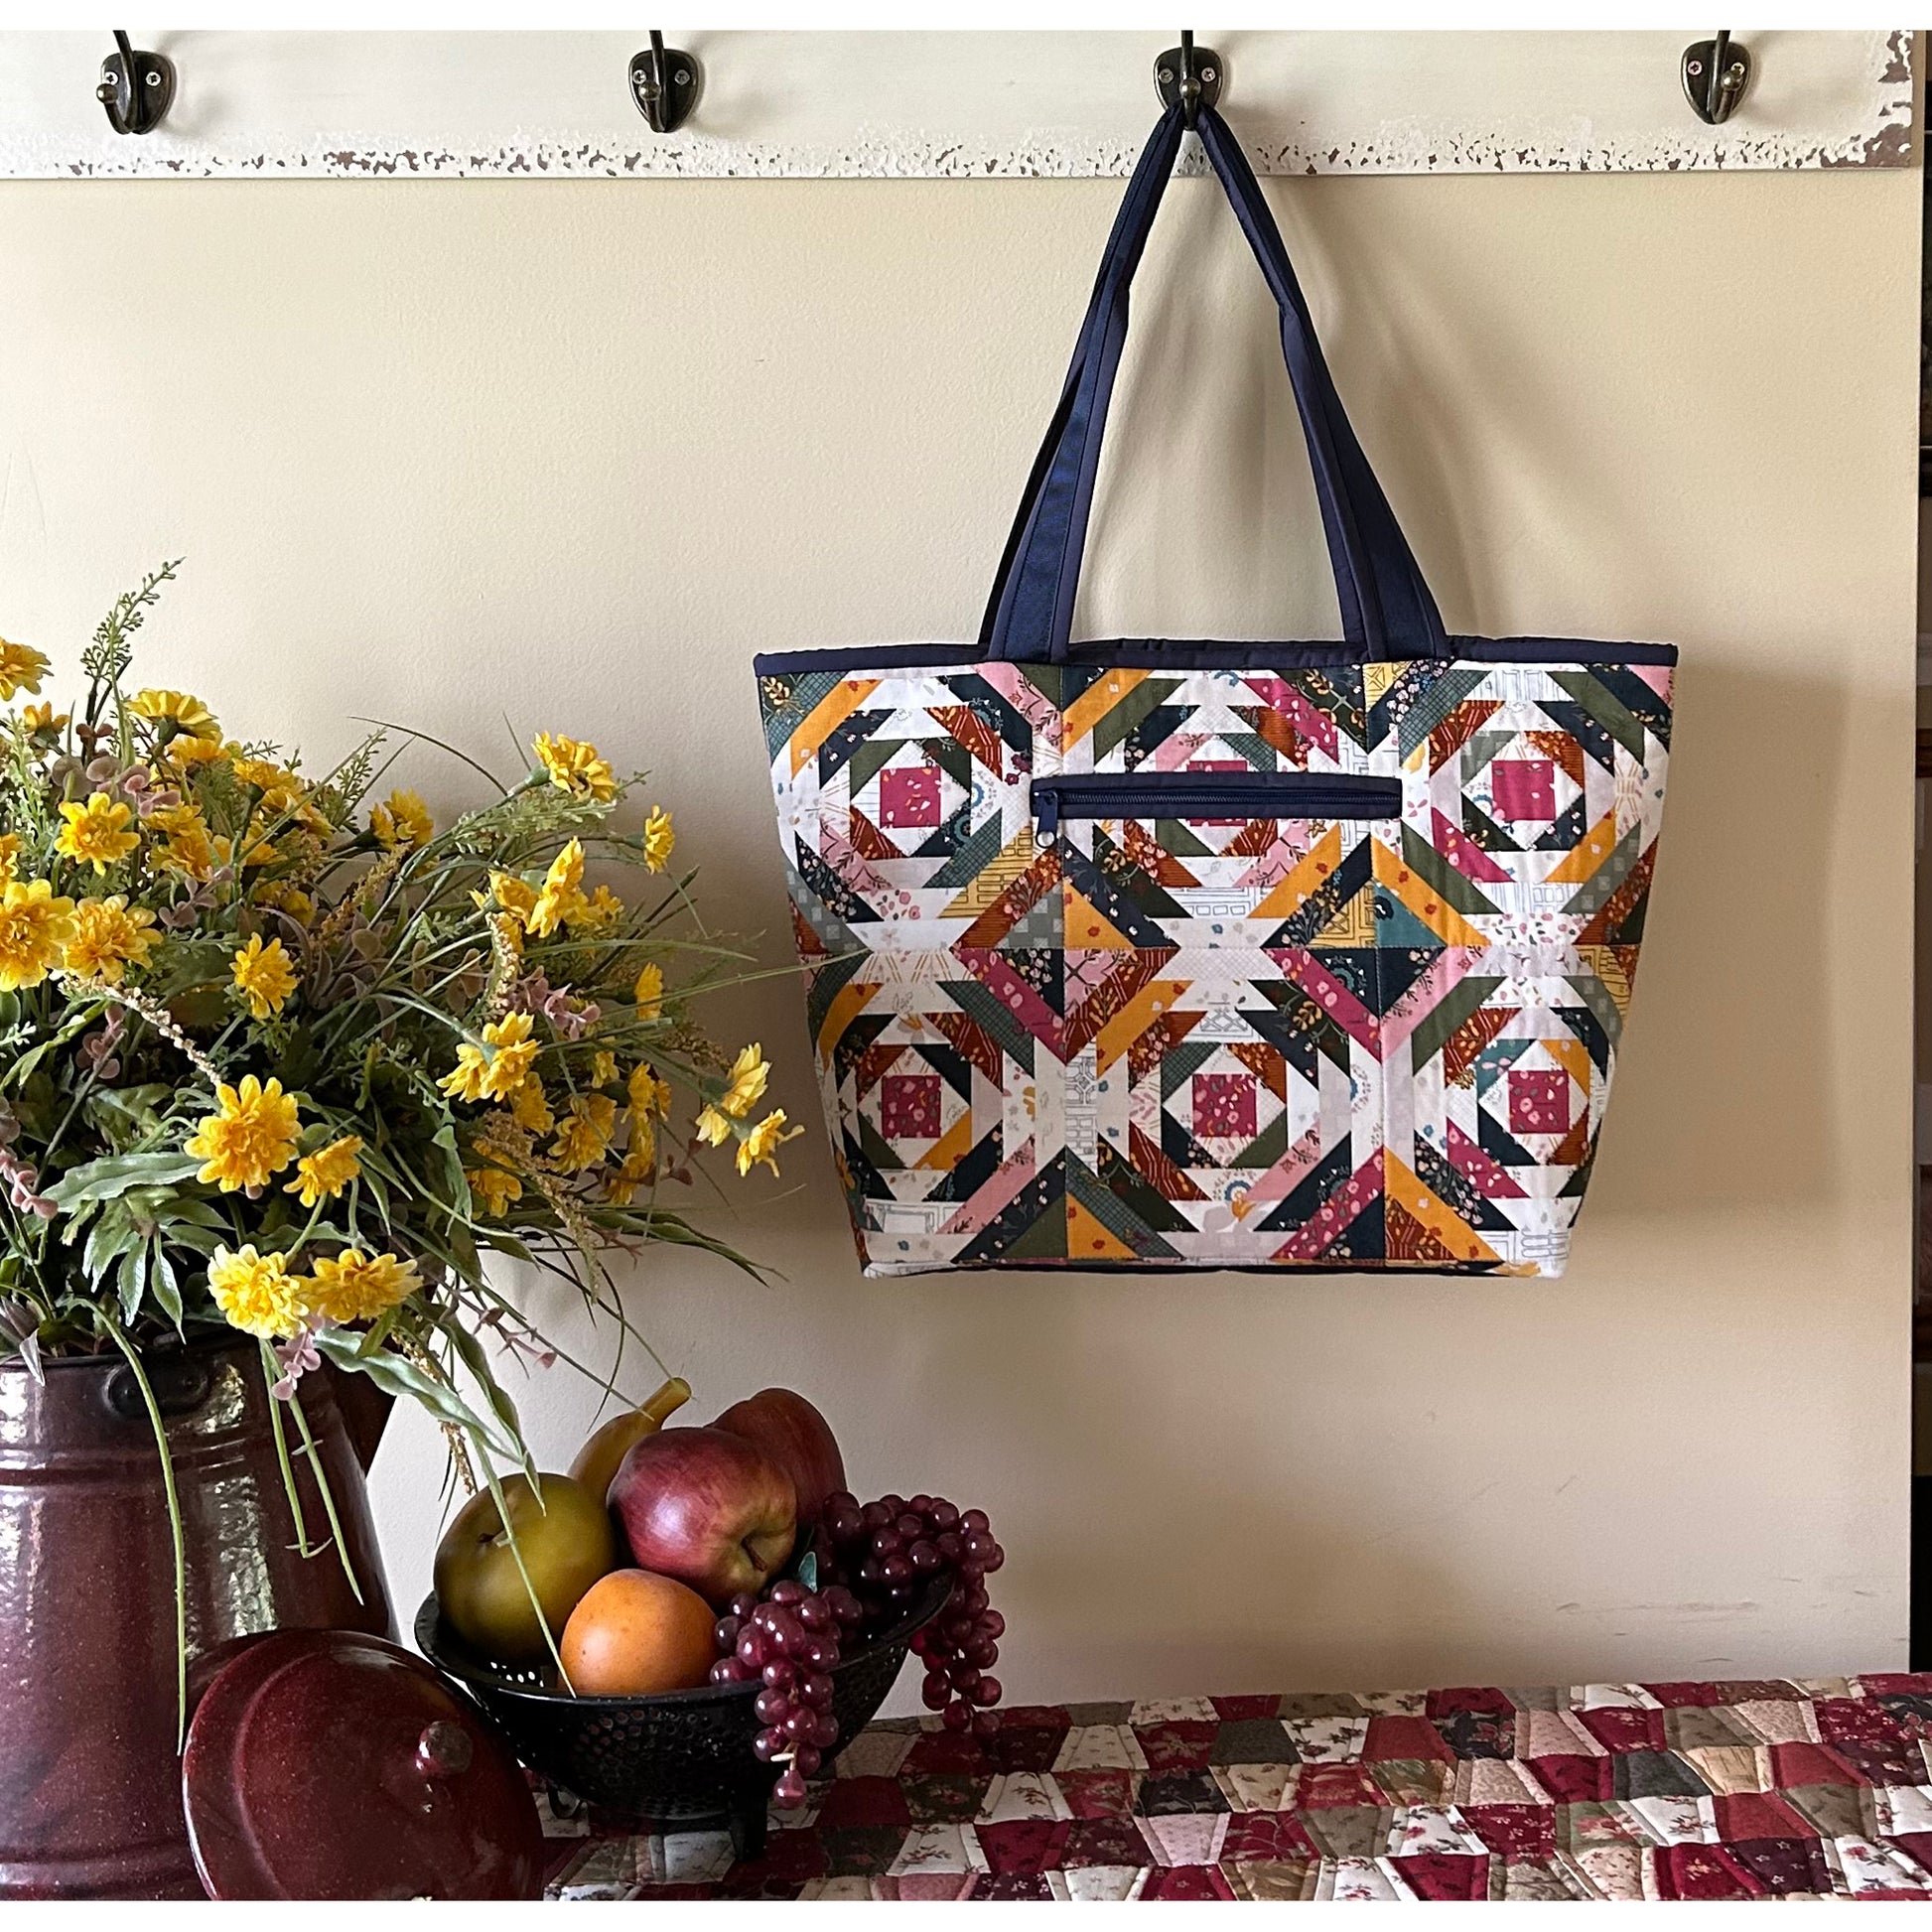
[{"x1": 566, "y1": 1375, "x2": 692, "y2": 1505}]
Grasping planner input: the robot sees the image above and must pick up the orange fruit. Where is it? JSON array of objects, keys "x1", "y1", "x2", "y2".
[{"x1": 560, "y1": 1568, "x2": 717, "y2": 1696}]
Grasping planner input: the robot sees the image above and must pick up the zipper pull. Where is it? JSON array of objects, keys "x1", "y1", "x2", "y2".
[{"x1": 1033, "y1": 784, "x2": 1059, "y2": 846}]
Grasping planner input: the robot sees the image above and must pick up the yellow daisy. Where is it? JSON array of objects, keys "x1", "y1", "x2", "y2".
[
  {"x1": 207, "y1": 1245, "x2": 308, "y2": 1340},
  {"x1": 438, "y1": 1011, "x2": 540, "y2": 1105},
  {"x1": 604, "y1": 1140, "x2": 655, "y2": 1206},
  {"x1": 255, "y1": 880, "x2": 317, "y2": 923},
  {"x1": 488, "y1": 872, "x2": 538, "y2": 927},
  {"x1": 720, "y1": 1043, "x2": 770, "y2": 1119},
  {"x1": 63, "y1": 896, "x2": 159, "y2": 985},
  {"x1": 642, "y1": 806, "x2": 675, "y2": 873},
  {"x1": 694, "y1": 1104, "x2": 731, "y2": 1149},
  {"x1": 0, "y1": 833, "x2": 21, "y2": 889},
  {"x1": 533, "y1": 733, "x2": 619, "y2": 803},
  {"x1": 285, "y1": 1134, "x2": 362, "y2": 1208},
  {"x1": 551, "y1": 1092, "x2": 618, "y2": 1172},
  {"x1": 632, "y1": 961, "x2": 664, "y2": 1020},
  {"x1": 737, "y1": 1109, "x2": 801, "y2": 1179},
  {"x1": 0, "y1": 880, "x2": 76, "y2": 992},
  {"x1": 166, "y1": 733, "x2": 226, "y2": 770},
  {"x1": 231, "y1": 756, "x2": 308, "y2": 815},
  {"x1": 309, "y1": 1249, "x2": 420, "y2": 1325},
  {"x1": 528, "y1": 839, "x2": 589, "y2": 937},
  {"x1": 55, "y1": 793, "x2": 139, "y2": 874},
  {"x1": 185, "y1": 1075, "x2": 302, "y2": 1191},
  {"x1": 370, "y1": 789, "x2": 434, "y2": 850},
  {"x1": 149, "y1": 803, "x2": 215, "y2": 880},
  {"x1": 591, "y1": 1049, "x2": 619, "y2": 1088},
  {"x1": 231, "y1": 933, "x2": 299, "y2": 1021},
  {"x1": 129, "y1": 688, "x2": 219, "y2": 743},
  {"x1": 20, "y1": 703, "x2": 67, "y2": 735},
  {"x1": 0, "y1": 639, "x2": 50, "y2": 702},
  {"x1": 569, "y1": 884, "x2": 624, "y2": 933},
  {"x1": 467, "y1": 1164, "x2": 523, "y2": 1217},
  {"x1": 508, "y1": 1075, "x2": 555, "y2": 1135}
]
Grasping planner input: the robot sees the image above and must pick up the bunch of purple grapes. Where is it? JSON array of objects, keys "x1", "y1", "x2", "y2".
[
  {"x1": 708, "y1": 1579, "x2": 863, "y2": 1808},
  {"x1": 819, "y1": 1491, "x2": 1007, "y2": 1739}
]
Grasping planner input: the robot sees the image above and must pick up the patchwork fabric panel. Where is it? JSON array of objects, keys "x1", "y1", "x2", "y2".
[
  {"x1": 756, "y1": 650, "x2": 1671, "y2": 1280},
  {"x1": 546, "y1": 1673, "x2": 1932, "y2": 1902}
]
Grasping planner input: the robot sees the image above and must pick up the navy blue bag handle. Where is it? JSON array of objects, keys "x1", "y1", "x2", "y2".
[{"x1": 981, "y1": 103, "x2": 1449, "y2": 665}]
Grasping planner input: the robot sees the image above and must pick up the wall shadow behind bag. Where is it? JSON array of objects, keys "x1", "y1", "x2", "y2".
[{"x1": 752, "y1": 102, "x2": 1674, "y2": 1280}]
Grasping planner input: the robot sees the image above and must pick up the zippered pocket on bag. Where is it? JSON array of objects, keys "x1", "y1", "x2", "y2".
[{"x1": 1031, "y1": 771, "x2": 1402, "y2": 841}]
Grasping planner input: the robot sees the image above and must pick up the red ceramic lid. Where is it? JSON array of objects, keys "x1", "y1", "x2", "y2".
[{"x1": 183, "y1": 1628, "x2": 544, "y2": 1900}]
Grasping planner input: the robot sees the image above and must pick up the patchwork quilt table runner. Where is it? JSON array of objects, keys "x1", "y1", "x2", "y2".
[{"x1": 542, "y1": 1673, "x2": 1932, "y2": 1901}]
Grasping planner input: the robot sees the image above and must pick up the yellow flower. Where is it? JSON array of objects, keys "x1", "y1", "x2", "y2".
[
  {"x1": 370, "y1": 788, "x2": 434, "y2": 850},
  {"x1": 55, "y1": 793, "x2": 139, "y2": 874},
  {"x1": 20, "y1": 703, "x2": 67, "y2": 735},
  {"x1": 604, "y1": 1139, "x2": 655, "y2": 1205},
  {"x1": 0, "y1": 639, "x2": 50, "y2": 701},
  {"x1": 467, "y1": 1163, "x2": 523, "y2": 1216},
  {"x1": 256, "y1": 881, "x2": 316, "y2": 923},
  {"x1": 488, "y1": 872, "x2": 538, "y2": 926},
  {"x1": 208, "y1": 1245, "x2": 308, "y2": 1339},
  {"x1": 167, "y1": 733, "x2": 226, "y2": 770},
  {"x1": 509, "y1": 1075, "x2": 555, "y2": 1134},
  {"x1": 528, "y1": 839, "x2": 588, "y2": 937},
  {"x1": 309, "y1": 1249, "x2": 420, "y2": 1325},
  {"x1": 737, "y1": 1110, "x2": 801, "y2": 1179},
  {"x1": 63, "y1": 896, "x2": 159, "y2": 985},
  {"x1": 231, "y1": 933, "x2": 299, "y2": 1021},
  {"x1": 129, "y1": 689, "x2": 219, "y2": 743},
  {"x1": 230, "y1": 756, "x2": 309, "y2": 818},
  {"x1": 632, "y1": 962, "x2": 664, "y2": 1020},
  {"x1": 720, "y1": 1043, "x2": 770, "y2": 1120},
  {"x1": 149, "y1": 803, "x2": 214, "y2": 879},
  {"x1": 286, "y1": 1134, "x2": 362, "y2": 1208},
  {"x1": 591, "y1": 1049, "x2": 618, "y2": 1088},
  {"x1": 694, "y1": 1104, "x2": 731, "y2": 1148},
  {"x1": 439, "y1": 1011, "x2": 540, "y2": 1104},
  {"x1": 533, "y1": 733, "x2": 618, "y2": 803},
  {"x1": 570, "y1": 884, "x2": 624, "y2": 933},
  {"x1": 0, "y1": 880, "x2": 75, "y2": 992},
  {"x1": 626, "y1": 1062, "x2": 657, "y2": 1120},
  {"x1": 551, "y1": 1092, "x2": 618, "y2": 1172},
  {"x1": 642, "y1": 806, "x2": 675, "y2": 873},
  {"x1": 185, "y1": 1075, "x2": 302, "y2": 1191},
  {"x1": 0, "y1": 834, "x2": 20, "y2": 888}
]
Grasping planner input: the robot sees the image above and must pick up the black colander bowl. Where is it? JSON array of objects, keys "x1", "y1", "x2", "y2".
[{"x1": 414, "y1": 1575, "x2": 949, "y2": 1854}]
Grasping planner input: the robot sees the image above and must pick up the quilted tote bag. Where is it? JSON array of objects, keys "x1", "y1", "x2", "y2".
[{"x1": 754, "y1": 101, "x2": 1674, "y2": 1280}]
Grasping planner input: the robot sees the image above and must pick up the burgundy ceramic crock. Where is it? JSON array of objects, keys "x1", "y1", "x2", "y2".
[{"x1": 0, "y1": 1337, "x2": 394, "y2": 1899}]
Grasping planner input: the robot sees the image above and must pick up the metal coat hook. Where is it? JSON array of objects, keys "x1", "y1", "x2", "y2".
[
  {"x1": 1683, "y1": 30, "x2": 1750, "y2": 125},
  {"x1": 629, "y1": 31, "x2": 700, "y2": 134},
  {"x1": 96, "y1": 29, "x2": 175, "y2": 137},
  {"x1": 1155, "y1": 30, "x2": 1223, "y2": 128}
]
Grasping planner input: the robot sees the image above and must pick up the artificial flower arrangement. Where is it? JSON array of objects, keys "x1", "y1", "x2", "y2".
[{"x1": 0, "y1": 563, "x2": 795, "y2": 1585}]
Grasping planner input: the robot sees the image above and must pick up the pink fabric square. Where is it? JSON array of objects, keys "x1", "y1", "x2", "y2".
[
  {"x1": 1509, "y1": 1068, "x2": 1571, "y2": 1136},
  {"x1": 1491, "y1": 759, "x2": 1556, "y2": 822},
  {"x1": 1193, "y1": 1072, "x2": 1257, "y2": 1142},
  {"x1": 880, "y1": 1072, "x2": 942, "y2": 1142},
  {"x1": 880, "y1": 766, "x2": 941, "y2": 829}
]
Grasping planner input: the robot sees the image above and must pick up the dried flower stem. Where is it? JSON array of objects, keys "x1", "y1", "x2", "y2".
[{"x1": 54, "y1": 972, "x2": 222, "y2": 1086}]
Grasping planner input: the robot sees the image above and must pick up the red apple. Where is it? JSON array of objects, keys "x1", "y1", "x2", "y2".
[
  {"x1": 609, "y1": 1426, "x2": 796, "y2": 1606},
  {"x1": 713, "y1": 1388, "x2": 846, "y2": 1528}
]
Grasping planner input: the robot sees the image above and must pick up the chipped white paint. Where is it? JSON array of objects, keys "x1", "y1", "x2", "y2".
[{"x1": 0, "y1": 30, "x2": 1913, "y2": 181}]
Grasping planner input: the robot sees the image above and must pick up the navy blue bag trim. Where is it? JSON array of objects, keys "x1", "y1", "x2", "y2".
[{"x1": 753, "y1": 635, "x2": 1678, "y2": 676}]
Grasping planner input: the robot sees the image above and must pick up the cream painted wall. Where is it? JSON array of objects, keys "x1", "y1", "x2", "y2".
[{"x1": 0, "y1": 158, "x2": 1919, "y2": 1702}]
